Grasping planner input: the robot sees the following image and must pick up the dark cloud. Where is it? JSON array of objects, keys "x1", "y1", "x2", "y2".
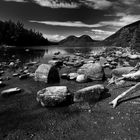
[{"x1": 0, "y1": 0, "x2": 140, "y2": 41}]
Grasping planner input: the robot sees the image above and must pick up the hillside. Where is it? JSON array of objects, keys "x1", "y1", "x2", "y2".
[
  {"x1": 59, "y1": 35, "x2": 100, "y2": 46},
  {"x1": 0, "y1": 20, "x2": 56, "y2": 47},
  {"x1": 104, "y1": 20, "x2": 140, "y2": 49}
]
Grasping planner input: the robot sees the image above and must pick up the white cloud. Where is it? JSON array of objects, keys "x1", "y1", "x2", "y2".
[
  {"x1": 31, "y1": 0, "x2": 112, "y2": 10},
  {"x1": 113, "y1": 0, "x2": 140, "y2": 15},
  {"x1": 86, "y1": 14, "x2": 140, "y2": 40},
  {"x1": 32, "y1": 0, "x2": 79, "y2": 8},
  {"x1": 43, "y1": 34, "x2": 65, "y2": 41},
  {"x1": 80, "y1": 0, "x2": 112, "y2": 9},
  {"x1": 120, "y1": 0, "x2": 140, "y2": 6},
  {"x1": 91, "y1": 29, "x2": 114, "y2": 35},
  {"x1": 4, "y1": 0, "x2": 27, "y2": 2},
  {"x1": 29, "y1": 20, "x2": 103, "y2": 28},
  {"x1": 91, "y1": 35, "x2": 105, "y2": 40},
  {"x1": 89, "y1": 14, "x2": 140, "y2": 29},
  {"x1": 101, "y1": 14, "x2": 140, "y2": 27},
  {"x1": 30, "y1": 14, "x2": 140, "y2": 40}
]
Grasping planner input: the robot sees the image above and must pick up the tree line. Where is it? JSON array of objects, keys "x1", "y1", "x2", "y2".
[{"x1": 0, "y1": 20, "x2": 55, "y2": 46}]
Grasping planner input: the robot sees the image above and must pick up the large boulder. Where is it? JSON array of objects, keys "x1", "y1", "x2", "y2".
[
  {"x1": 74, "y1": 84, "x2": 107, "y2": 102},
  {"x1": 37, "y1": 86, "x2": 73, "y2": 107},
  {"x1": 111, "y1": 67, "x2": 134, "y2": 78},
  {"x1": 34, "y1": 64, "x2": 60, "y2": 83},
  {"x1": 77, "y1": 63, "x2": 105, "y2": 81}
]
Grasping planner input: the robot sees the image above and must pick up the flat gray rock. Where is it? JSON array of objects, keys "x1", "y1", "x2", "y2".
[
  {"x1": 37, "y1": 86, "x2": 73, "y2": 107},
  {"x1": 74, "y1": 84, "x2": 107, "y2": 102}
]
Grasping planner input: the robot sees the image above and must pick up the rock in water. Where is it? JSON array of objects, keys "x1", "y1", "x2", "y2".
[
  {"x1": 1, "y1": 87, "x2": 21, "y2": 96},
  {"x1": 76, "y1": 74, "x2": 87, "y2": 83},
  {"x1": 77, "y1": 63, "x2": 105, "y2": 81},
  {"x1": 37, "y1": 86, "x2": 73, "y2": 107},
  {"x1": 19, "y1": 74, "x2": 29, "y2": 79},
  {"x1": 48, "y1": 60, "x2": 63, "y2": 67},
  {"x1": 74, "y1": 84, "x2": 107, "y2": 102},
  {"x1": 0, "y1": 81, "x2": 6, "y2": 87},
  {"x1": 34, "y1": 64, "x2": 60, "y2": 83},
  {"x1": 61, "y1": 73, "x2": 68, "y2": 79},
  {"x1": 111, "y1": 67, "x2": 134, "y2": 78},
  {"x1": 68, "y1": 73, "x2": 79, "y2": 80}
]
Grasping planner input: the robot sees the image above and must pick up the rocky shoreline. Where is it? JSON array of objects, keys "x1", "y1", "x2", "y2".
[{"x1": 0, "y1": 46, "x2": 140, "y2": 139}]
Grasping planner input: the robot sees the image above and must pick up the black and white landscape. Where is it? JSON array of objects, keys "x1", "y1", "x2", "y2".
[{"x1": 0, "y1": 0, "x2": 140, "y2": 140}]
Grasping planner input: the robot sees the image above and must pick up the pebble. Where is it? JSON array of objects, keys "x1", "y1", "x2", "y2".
[
  {"x1": 111, "y1": 117, "x2": 114, "y2": 120},
  {"x1": 13, "y1": 73, "x2": 19, "y2": 77},
  {"x1": 61, "y1": 73, "x2": 68, "y2": 79}
]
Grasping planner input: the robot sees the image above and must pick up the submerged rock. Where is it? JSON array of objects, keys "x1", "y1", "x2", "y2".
[
  {"x1": 73, "y1": 61, "x2": 84, "y2": 68},
  {"x1": 48, "y1": 60, "x2": 63, "y2": 67},
  {"x1": 77, "y1": 63, "x2": 105, "y2": 81},
  {"x1": 74, "y1": 84, "x2": 107, "y2": 102},
  {"x1": 122, "y1": 61, "x2": 130, "y2": 67},
  {"x1": 35, "y1": 64, "x2": 60, "y2": 83},
  {"x1": 0, "y1": 81, "x2": 6, "y2": 87},
  {"x1": 1, "y1": 87, "x2": 21, "y2": 96},
  {"x1": 26, "y1": 61, "x2": 37, "y2": 66},
  {"x1": 61, "y1": 73, "x2": 68, "y2": 79},
  {"x1": 37, "y1": 86, "x2": 73, "y2": 107},
  {"x1": 19, "y1": 74, "x2": 29, "y2": 80},
  {"x1": 0, "y1": 71, "x2": 4, "y2": 75}
]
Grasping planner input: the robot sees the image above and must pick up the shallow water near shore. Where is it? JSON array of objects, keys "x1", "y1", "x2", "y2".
[{"x1": 0, "y1": 45, "x2": 105, "y2": 64}]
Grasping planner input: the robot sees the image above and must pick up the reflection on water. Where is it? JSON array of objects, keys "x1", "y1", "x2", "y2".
[
  {"x1": 0, "y1": 47, "x2": 44, "y2": 63},
  {"x1": 0, "y1": 46, "x2": 105, "y2": 64}
]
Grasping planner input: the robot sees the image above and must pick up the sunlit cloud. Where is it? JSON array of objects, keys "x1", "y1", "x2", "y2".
[
  {"x1": 91, "y1": 29, "x2": 114, "y2": 35},
  {"x1": 91, "y1": 35, "x2": 105, "y2": 40},
  {"x1": 29, "y1": 20, "x2": 103, "y2": 28},
  {"x1": 80, "y1": 0, "x2": 112, "y2": 9},
  {"x1": 90, "y1": 14, "x2": 140, "y2": 29},
  {"x1": 32, "y1": 0, "x2": 79, "y2": 8},
  {"x1": 85, "y1": 13, "x2": 140, "y2": 40},
  {"x1": 43, "y1": 34, "x2": 65, "y2": 41},
  {"x1": 86, "y1": 29, "x2": 114, "y2": 40},
  {"x1": 119, "y1": 0, "x2": 140, "y2": 6},
  {"x1": 31, "y1": 0, "x2": 113, "y2": 10},
  {"x1": 101, "y1": 14, "x2": 140, "y2": 27}
]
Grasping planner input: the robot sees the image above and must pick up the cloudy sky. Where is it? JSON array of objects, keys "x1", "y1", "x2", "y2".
[{"x1": 0, "y1": 0, "x2": 140, "y2": 41}]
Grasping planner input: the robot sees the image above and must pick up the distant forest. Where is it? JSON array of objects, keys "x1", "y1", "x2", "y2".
[{"x1": 0, "y1": 20, "x2": 56, "y2": 46}]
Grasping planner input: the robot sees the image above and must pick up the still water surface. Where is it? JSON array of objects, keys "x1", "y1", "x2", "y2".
[{"x1": 0, "y1": 46, "x2": 105, "y2": 64}]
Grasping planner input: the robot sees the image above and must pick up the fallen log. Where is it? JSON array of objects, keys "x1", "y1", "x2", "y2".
[
  {"x1": 107, "y1": 70, "x2": 140, "y2": 86},
  {"x1": 107, "y1": 77, "x2": 124, "y2": 86},
  {"x1": 122, "y1": 70, "x2": 140, "y2": 80},
  {"x1": 109, "y1": 82, "x2": 140, "y2": 108}
]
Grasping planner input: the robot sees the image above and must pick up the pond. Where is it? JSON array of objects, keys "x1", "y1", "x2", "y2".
[{"x1": 0, "y1": 45, "x2": 105, "y2": 64}]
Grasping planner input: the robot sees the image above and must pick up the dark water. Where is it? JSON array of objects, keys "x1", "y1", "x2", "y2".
[{"x1": 0, "y1": 46, "x2": 105, "y2": 64}]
